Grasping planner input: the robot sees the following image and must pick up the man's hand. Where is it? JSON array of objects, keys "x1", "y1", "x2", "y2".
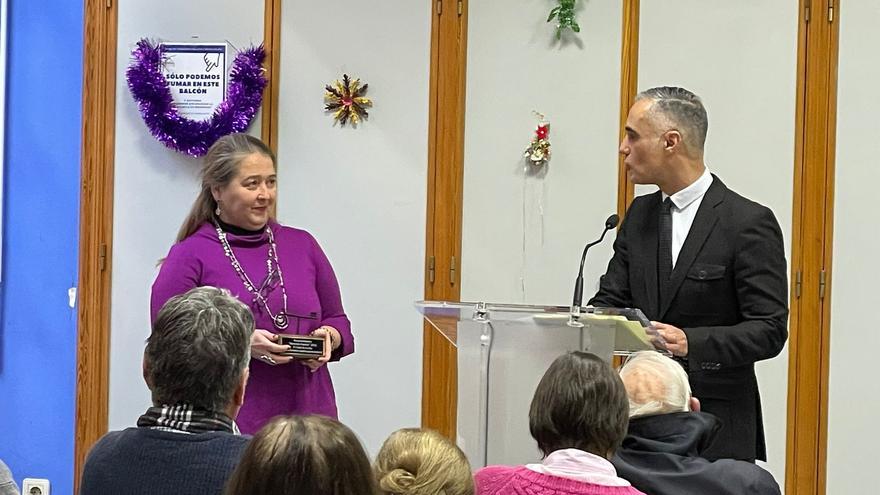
[{"x1": 651, "y1": 321, "x2": 688, "y2": 357}]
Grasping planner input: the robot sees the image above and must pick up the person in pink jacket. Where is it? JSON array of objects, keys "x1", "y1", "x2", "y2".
[{"x1": 475, "y1": 352, "x2": 645, "y2": 495}]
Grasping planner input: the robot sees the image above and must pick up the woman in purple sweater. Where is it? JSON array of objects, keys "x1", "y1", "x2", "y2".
[{"x1": 151, "y1": 133, "x2": 354, "y2": 434}]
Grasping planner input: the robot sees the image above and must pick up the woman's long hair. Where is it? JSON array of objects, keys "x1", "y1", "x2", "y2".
[
  {"x1": 224, "y1": 415, "x2": 378, "y2": 495},
  {"x1": 175, "y1": 133, "x2": 276, "y2": 243}
]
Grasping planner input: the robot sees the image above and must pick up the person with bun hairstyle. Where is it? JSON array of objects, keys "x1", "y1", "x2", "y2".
[{"x1": 375, "y1": 428, "x2": 474, "y2": 495}]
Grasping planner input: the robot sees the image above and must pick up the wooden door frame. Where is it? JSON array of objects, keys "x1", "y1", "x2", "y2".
[
  {"x1": 617, "y1": 0, "x2": 639, "y2": 216},
  {"x1": 74, "y1": 0, "x2": 117, "y2": 489},
  {"x1": 785, "y1": 1, "x2": 839, "y2": 494},
  {"x1": 261, "y1": 0, "x2": 282, "y2": 154},
  {"x1": 421, "y1": 0, "x2": 468, "y2": 438}
]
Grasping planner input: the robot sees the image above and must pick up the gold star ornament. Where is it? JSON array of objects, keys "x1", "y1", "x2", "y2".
[{"x1": 324, "y1": 74, "x2": 372, "y2": 126}]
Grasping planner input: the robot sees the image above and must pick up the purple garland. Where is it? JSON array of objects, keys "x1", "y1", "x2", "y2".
[{"x1": 126, "y1": 39, "x2": 267, "y2": 157}]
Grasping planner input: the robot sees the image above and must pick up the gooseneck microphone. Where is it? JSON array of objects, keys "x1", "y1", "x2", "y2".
[{"x1": 571, "y1": 214, "x2": 620, "y2": 310}]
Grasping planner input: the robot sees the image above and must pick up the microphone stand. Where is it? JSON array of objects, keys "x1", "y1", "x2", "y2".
[{"x1": 569, "y1": 214, "x2": 619, "y2": 327}]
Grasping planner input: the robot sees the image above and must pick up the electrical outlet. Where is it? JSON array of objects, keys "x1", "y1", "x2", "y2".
[{"x1": 22, "y1": 478, "x2": 50, "y2": 495}]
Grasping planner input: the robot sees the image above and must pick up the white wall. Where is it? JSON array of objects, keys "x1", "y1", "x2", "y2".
[
  {"x1": 109, "y1": 1, "x2": 264, "y2": 429},
  {"x1": 638, "y1": 0, "x2": 798, "y2": 484},
  {"x1": 274, "y1": 0, "x2": 430, "y2": 454},
  {"x1": 826, "y1": 2, "x2": 880, "y2": 491},
  {"x1": 461, "y1": 0, "x2": 622, "y2": 306},
  {"x1": 458, "y1": 0, "x2": 623, "y2": 466}
]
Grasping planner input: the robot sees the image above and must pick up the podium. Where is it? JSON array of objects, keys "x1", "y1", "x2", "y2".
[{"x1": 415, "y1": 300, "x2": 662, "y2": 469}]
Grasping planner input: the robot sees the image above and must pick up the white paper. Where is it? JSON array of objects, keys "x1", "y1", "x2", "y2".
[{"x1": 159, "y1": 42, "x2": 227, "y2": 121}]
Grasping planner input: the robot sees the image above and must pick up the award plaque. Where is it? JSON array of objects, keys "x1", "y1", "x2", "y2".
[{"x1": 278, "y1": 334, "x2": 325, "y2": 359}]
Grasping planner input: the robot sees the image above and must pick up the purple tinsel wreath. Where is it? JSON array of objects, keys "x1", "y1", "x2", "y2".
[{"x1": 126, "y1": 39, "x2": 267, "y2": 157}]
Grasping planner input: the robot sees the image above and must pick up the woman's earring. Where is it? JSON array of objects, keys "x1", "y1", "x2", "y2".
[{"x1": 215, "y1": 202, "x2": 222, "y2": 217}]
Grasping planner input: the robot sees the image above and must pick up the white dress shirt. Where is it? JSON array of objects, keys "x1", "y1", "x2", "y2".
[{"x1": 661, "y1": 168, "x2": 713, "y2": 268}]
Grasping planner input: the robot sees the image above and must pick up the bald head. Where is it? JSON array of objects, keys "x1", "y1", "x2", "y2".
[{"x1": 619, "y1": 351, "x2": 692, "y2": 418}]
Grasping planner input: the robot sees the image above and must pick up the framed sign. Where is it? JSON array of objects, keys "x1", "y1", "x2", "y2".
[
  {"x1": 126, "y1": 39, "x2": 265, "y2": 156},
  {"x1": 158, "y1": 42, "x2": 227, "y2": 121}
]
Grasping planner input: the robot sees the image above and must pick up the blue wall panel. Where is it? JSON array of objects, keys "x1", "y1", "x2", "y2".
[{"x1": 0, "y1": 1, "x2": 83, "y2": 494}]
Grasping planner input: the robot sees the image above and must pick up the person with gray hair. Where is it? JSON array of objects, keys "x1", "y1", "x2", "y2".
[
  {"x1": 620, "y1": 349, "x2": 696, "y2": 418},
  {"x1": 0, "y1": 460, "x2": 20, "y2": 495},
  {"x1": 80, "y1": 286, "x2": 253, "y2": 495},
  {"x1": 611, "y1": 351, "x2": 781, "y2": 495},
  {"x1": 590, "y1": 86, "x2": 788, "y2": 461}
]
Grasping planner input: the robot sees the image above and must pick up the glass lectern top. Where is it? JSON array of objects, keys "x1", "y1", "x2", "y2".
[{"x1": 414, "y1": 300, "x2": 659, "y2": 353}]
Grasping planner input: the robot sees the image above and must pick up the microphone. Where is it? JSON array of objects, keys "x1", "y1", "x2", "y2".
[{"x1": 571, "y1": 213, "x2": 620, "y2": 311}]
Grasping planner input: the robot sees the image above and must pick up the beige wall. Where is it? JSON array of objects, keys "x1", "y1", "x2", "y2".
[
  {"x1": 274, "y1": 0, "x2": 431, "y2": 454},
  {"x1": 827, "y1": 1, "x2": 880, "y2": 491}
]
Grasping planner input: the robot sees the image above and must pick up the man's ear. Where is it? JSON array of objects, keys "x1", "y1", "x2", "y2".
[
  {"x1": 689, "y1": 396, "x2": 701, "y2": 412},
  {"x1": 663, "y1": 130, "x2": 683, "y2": 152},
  {"x1": 142, "y1": 353, "x2": 152, "y2": 388},
  {"x1": 233, "y1": 367, "x2": 249, "y2": 407}
]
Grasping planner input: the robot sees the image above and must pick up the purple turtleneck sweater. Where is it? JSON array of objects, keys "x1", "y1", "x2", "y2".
[{"x1": 151, "y1": 220, "x2": 354, "y2": 434}]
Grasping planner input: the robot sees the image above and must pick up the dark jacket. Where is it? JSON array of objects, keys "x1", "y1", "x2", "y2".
[
  {"x1": 612, "y1": 412, "x2": 781, "y2": 495},
  {"x1": 79, "y1": 427, "x2": 249, "y2": 495},
  {"x1": 590, "y1": 176, "x2": 788, "y2": 460}
]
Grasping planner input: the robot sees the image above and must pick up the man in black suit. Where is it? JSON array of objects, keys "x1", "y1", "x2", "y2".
[{"x1": 589, "y1": 86, "x2": 788, "y2": 461}]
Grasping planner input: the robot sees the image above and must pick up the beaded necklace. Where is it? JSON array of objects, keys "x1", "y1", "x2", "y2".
[{"x1": 215, "y1": 222, "x2": 290, "y2": 330}]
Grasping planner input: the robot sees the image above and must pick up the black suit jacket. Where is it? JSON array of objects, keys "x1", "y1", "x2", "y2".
[{"x1": 589, "y1": 175, "x2": 788, "y2": 461}]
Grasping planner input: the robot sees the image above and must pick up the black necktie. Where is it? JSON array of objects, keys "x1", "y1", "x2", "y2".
[{"x1": 658, "y1": 198, "x2": 674, "y2": 284}]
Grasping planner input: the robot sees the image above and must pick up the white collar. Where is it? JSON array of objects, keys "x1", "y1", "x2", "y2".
[
  {"x1": 662, "y1": 167, "x2": 713, "y2": 210},
  {"x1": 525, "y1": 448, "x2": 631, "y2": 487}
]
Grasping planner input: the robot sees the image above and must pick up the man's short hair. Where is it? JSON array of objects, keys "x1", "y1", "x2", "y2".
[
  {"x1": 529, "y1": 351, "x2": 629, "y2": 457},
  {"x1": 636, "y1": 86, "x2": 708, "y2": 153},
  {"x1": 145, "y1": 286, "x2": 253, "y2": 412},
  {"x1": 619, "y1": 351, "x2": 691, "y2": 418}
]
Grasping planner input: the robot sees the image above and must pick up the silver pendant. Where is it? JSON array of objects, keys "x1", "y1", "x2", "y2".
[{"x1": 274, "y1": 313, "x2": 289, "y2": 330}]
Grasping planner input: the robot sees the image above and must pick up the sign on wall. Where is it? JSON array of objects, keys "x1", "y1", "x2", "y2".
[{"x1": 159, "y1": 42, "x2": 227, "y2": 121}]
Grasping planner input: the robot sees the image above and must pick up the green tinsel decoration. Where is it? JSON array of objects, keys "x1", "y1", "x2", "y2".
[{"x1": 547, "y1": 0, "x2": 580, "y2": 39}]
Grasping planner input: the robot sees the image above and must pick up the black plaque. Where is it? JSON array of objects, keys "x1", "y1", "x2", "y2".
[{"x1": 278, "y1": 334, "x2": 325, "y2": 359}]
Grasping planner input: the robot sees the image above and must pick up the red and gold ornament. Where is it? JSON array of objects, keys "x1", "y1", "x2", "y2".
[{"x1": 525, "y1": 115, "x2": 551, "y2": 166}]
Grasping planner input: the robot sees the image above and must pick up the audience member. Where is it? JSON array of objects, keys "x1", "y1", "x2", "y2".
[
  {"x1": 0, "y1": 460, "x2": 19, "y2": 495},
  {"x1": 375, "y1": 428, "x2": 474, "y2": 495},
  {"x1": 80, "y1": 286, "x2": 253, "y2": 495},
  {"x1": 612, "y1": 351, "x2": 781, "y2": 495},
  {"x1": 224, "y1": 415, "x2": 376, "y2": 495},
  {"x1": 475, "y1": 351, "x2": 645, "y2": 495}
]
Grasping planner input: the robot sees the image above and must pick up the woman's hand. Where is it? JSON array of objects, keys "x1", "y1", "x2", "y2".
[
  {"x1": 299, "y1": 326, "x2": 341, "y2": 373},
  {"x1": 251, "y1": 329, "x2": 293, "y2": 366}
]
